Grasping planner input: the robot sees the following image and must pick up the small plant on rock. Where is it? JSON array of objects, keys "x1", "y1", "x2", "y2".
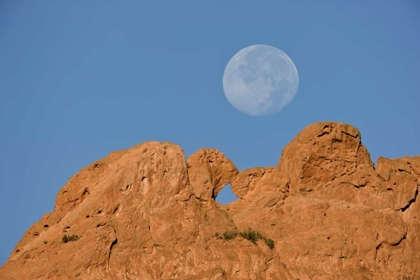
[
  {"x1": 223, "y1": 231, "x2": 238, "y2": 240},
  {"x1": 61, "y1": 234, "x2": 80, "y2": 243},
  {"x1": 264, "y1": 238, "x2": 275, "y2": 250},
  {"x1": 217, "y1": 227, "x2": 275, "y2": 250},
  {"x1": 239, "y1": 228, "x2": 262, "y2": 244}
]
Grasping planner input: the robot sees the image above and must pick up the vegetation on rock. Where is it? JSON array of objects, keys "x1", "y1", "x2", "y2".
[
  {"x1": 61, "y1": 234, "x2": 80, "y2": 243},
  {"x1": 216, "y1": 228, "x2": 275, "y2": 250}
]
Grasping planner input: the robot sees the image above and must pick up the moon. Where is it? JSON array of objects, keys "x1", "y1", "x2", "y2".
[{"x1": 222, "y1": 44, "x2": 299, "y2": 116}]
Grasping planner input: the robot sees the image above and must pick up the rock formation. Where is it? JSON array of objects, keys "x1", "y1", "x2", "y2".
[{"x1": 1, "y1": 122, "x2": 419, "y2": 279}]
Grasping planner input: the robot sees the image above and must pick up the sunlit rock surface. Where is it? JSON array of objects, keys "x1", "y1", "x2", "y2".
[{"x1": 1, "y1": 122, "x2": 419, "y2": 279}]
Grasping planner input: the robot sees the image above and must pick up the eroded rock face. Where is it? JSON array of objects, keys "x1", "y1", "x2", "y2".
[
  {"x1": 278, "y1": 122, "x2": 374, "y2": 193},
  {"x1": 231, "y1": 167, "x2": 289, "y2": 207},
  {"x1": 1, "y1": 122, "x2": 419, "y2": 280},
  {"x1": 187, "y1": 148, "x2": 238, "y2": 201}
]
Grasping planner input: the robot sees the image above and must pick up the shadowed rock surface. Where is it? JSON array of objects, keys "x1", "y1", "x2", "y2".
[{"x1": 1, "y1": 122, "x2": 419, "y2": 279}]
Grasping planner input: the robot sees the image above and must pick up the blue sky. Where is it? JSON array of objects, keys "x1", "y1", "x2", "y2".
[{"x1": 1, "y1": 1, "x2": 419, "y2": 265}]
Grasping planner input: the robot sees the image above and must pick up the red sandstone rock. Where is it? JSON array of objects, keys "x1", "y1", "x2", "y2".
[
  {"x1": 1, "y1": 122, "x2": 419, "y2": 279},
  {"x1": 187, "y1": 148, "x2": 238, "y2": 201}
]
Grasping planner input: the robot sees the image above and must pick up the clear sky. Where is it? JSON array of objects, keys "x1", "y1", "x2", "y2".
[{"x1": 1, "y1": 1, "x2": 419, "y2": 266}]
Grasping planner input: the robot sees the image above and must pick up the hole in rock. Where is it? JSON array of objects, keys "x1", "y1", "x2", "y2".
[{"x1": 215, "y1": 184, "x2": 238, "y2": 205}]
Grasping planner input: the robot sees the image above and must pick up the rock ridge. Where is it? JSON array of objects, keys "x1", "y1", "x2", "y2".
[{"x1": 0, "y1": 122, "x2": 419, "y2": 279}]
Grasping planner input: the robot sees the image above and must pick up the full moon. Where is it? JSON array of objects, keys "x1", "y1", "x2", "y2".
[{"x1": 222, "y1": 44, "x2": 299, "y2": 116}]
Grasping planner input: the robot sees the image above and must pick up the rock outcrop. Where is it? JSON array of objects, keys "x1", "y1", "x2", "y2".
[{"x1": 1, "y1": 122, "x2": 419, "y2": 279}]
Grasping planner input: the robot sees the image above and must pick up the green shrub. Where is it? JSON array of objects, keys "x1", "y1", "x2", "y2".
[
  {"x1": 239, "y1": 228, "x2": 262, "y2": 244},
  {"x1": 218, "y1": 228, "x2": 275, "y2": 249},
  {"x1": 264, "y1": 238, "x2": 275, "y2": 250},
  {"x1": 223, "y1": 231, "x2": 238, "y2": 240},
  {"x1": 61, "y1": 234, "x2": 80, "y2": 243}
]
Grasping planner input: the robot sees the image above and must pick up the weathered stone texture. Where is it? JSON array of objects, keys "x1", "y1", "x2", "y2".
[{"x1": 1, "y1": 122, "x2": 419, "y2": 279}]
